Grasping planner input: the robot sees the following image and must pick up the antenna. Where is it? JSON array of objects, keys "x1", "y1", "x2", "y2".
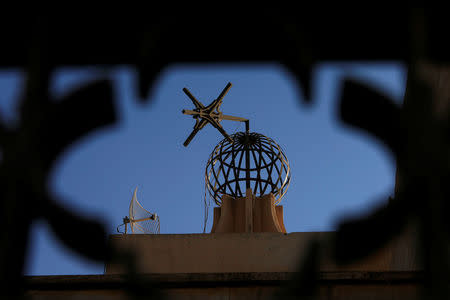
[
  {"x1": 117, "y1": 187, "x2": 160, "y2": 234},
  {"x1": 181, "y1": 82, "x2": 249, "y2": 146}
]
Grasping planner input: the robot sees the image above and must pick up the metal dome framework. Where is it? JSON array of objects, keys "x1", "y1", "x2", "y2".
[{"x1": 206, "y1": 132, "x2": 291, "y2": 206}]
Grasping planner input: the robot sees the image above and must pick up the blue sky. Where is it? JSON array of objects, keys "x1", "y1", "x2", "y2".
[{"x1": 0, "y1": 62, "x2": 406, "y2": 275}]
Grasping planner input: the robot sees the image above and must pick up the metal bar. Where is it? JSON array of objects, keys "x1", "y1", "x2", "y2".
[
  {"x1": 216, "y1": 82, "x2": 232, "y2": 102},
  {"x1": 133, "y1": 217, "x2": 154, "y2": 222},
  {"x1": 249, "y1": 145, "x2": 262, "y2": 195},
  {"x1": 182, "y1": 87, "x2": 204, "y2": 109},
  {"x1": 235, "y1": 144, "x2": 245, "y2": 197},
  {"x1": 182, "y1": 109, "x2": 200, "y2": 116},
  {"x1": 220, "y1": 114, "x2": 249, "y2": 122},
  {"x1": 245, "y1": 137, "x2": 250, "y2": 190},
  {"x1": 183, "y1": 127, "x2": 200, "y2": 147},
  {"x1": 224, "y1": 142, "x2": 240, "y2": 196},
  {"x1": 183, "y1": 111, "x2": 248, "y2": 123}
]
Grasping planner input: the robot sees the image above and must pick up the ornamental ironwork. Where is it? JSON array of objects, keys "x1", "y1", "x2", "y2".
[{"x1": 205, "y1": 131, "x2": 291, "y2": 205}]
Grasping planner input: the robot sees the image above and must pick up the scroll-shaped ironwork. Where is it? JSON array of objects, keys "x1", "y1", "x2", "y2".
[{"x1": 205, "y1": 132, "x2": 291, "y2": 206}]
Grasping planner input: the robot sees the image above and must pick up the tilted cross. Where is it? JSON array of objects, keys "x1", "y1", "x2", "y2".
[{"x1": 181, "y1": 82, "x2": 249, "y2": 146}]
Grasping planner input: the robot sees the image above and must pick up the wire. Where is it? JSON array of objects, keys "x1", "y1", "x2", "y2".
[{"x1": 203, "y1": 181, "x2": 209, "y2": 233}]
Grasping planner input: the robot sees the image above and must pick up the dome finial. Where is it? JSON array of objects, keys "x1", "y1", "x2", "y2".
[{"x1": 181, "y1": 82, "x2": 249, "y2": 146}]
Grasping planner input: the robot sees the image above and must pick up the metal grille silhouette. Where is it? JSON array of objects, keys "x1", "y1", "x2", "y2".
[{"x1": 1, "y1": 9, "x2": 449, "y2": 299}]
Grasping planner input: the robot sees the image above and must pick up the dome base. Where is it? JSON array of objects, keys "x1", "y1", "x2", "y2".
[{"x1": 210, "y1": 188, "x2": 286, "y2": 233}]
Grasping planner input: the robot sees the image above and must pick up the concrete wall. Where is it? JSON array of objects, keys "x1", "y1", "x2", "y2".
[
  {"x1": 26, "y1": 229, "x2": 422, "y2": 299},
  {"x1": 106, "y1": 230, "x2": 420, "y2": 274},
  {"x1": 26, "y1": 272, "x2": 422, "y2": 300}
]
